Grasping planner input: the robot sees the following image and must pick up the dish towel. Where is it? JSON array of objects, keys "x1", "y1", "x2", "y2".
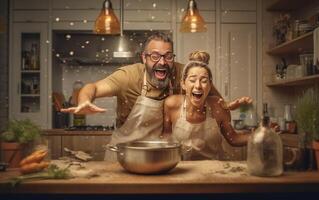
[{"x1": 313, "y1": 27, "x2": 319, "y2": 66}]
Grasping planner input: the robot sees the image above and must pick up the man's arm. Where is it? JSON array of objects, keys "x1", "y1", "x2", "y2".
[
  {"x1": 77, "y1": 79, "x2": 114, "y2": 105},
  {"x1": 61, "y1": 69, "x2": 125, "y2": 115}
]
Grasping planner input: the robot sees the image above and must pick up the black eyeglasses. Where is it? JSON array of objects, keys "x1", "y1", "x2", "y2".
[{"x1": 144, "y1": 52, "x2": 175, "y2": 62}]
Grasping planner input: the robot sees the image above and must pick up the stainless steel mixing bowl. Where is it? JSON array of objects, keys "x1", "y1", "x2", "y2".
[{"x1": 108, "y1": 140, "x2": 181, "y2": 174}]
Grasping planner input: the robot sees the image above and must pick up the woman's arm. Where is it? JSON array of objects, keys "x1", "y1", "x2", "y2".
[
  {"x1": 218, "y1": 96, "x2": 253, "y2": 111},
  {"x1": 208, "y1": 97, "x2": 251, "y2": 147}
]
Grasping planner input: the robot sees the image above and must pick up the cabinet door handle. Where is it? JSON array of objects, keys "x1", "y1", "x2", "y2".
[
  {"x1": 17, "y1": 82, "x2": 20, "y2": 94},
  {"x1": 224, "y1": 82, "x2": 229, "y2": 97}
]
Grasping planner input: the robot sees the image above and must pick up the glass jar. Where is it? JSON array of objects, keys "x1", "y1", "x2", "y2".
[{"x1": 247, "y1": 117, "x2": 283, "y2": 176}]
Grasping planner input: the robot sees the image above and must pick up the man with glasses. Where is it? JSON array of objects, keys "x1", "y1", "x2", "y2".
[{"x1": 61, "y1": 32, "x2": 187, "y2": 145}]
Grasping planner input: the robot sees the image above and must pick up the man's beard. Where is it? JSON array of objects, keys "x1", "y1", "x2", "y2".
[{"x1": 146, "y1": 63, "x2": 172, "y2": 89}]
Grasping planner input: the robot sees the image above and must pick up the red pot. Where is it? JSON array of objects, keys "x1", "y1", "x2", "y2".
[{"x1": 1, "y1": 142, "x2": 23, "y2": 168}]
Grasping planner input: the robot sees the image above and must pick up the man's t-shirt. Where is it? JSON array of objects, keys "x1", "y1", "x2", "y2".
[{"x1": 104, "y1": 62, "x2": 183, "y2": 127}]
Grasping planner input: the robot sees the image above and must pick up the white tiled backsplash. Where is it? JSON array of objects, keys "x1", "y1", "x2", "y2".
[{"x1": 62, "y1": 64, "x2": 122, "y2": 126}]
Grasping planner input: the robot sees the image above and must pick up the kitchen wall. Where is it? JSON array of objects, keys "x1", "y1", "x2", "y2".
[{"x1": 0, "y1": 0, "x2": 8, "y2": 132}]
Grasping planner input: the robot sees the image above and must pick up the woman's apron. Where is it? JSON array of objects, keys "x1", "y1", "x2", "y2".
[
  {"x1": 172, "y1": 99, "x2": 224, "y2": 160},
  {"x1": 104, "y1": 72, "x2": 171, "y2": 161}
]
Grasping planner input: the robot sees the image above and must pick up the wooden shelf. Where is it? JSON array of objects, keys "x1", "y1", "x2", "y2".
[
  {"x1": 21, "y1": 94, "x2": 40, "y2": 97},
  {"x1": 267, "y1": 0, "x2": 316, "y2": 11},
  {"x1": 43, "y1": 129, "x2": 113, "y2": 136},
  {"x1": 21, "y1": 70, "x2": 40, "y2": 73},
  {"x1": 266, "y1": 74, "x2": 319, "y2": 87},
  {"x1": 267, "y1": 31, "x2": 313, "y2": 55}
]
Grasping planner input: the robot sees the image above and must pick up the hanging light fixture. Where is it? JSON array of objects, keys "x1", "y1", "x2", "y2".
[
  {"x1": 94, "y1": 0, "x2": 120, "y2": 35},
  {"x1": 180, "y1": 0, "x2": 207, "y2": 33},
  {"x1": 113, "y1": 0, "x2": 136, "y2": 58}
]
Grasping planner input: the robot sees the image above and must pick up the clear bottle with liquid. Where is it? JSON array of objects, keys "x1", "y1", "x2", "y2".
[
  {"x1": 247, "y1": 115, "x2": 283, "y2": 176},
  {"x1": 30, "y1": 43, "x2": 39, "y2": 70}
]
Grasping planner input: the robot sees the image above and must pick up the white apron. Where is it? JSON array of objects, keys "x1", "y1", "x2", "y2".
[
  {"x1": 172, "y1": 99, "x2": 224, "y2": 160},
  {"x1": 104, "y1": 72, "x2": 171, "y2": 161}
]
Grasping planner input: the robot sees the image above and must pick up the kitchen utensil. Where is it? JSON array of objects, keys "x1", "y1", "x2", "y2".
[
  {"x1": 108, "y1": 140, "x2": 181, "y2": 174},
  {"x1": 52, "y1": 92, "x2": 65, "y2": 111},
  {"x1": 64, "y1": 147, "x2": 93, "y2": 162}
]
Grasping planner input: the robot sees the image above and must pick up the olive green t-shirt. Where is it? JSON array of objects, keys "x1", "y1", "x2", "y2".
[{"x1": 104, "y1": 62, "x2": 183, "y2": 127}]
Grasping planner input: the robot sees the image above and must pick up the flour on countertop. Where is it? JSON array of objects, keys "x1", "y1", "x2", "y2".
[{"x1": 165, "y1": 160, "x2": 248, "y2": 181}]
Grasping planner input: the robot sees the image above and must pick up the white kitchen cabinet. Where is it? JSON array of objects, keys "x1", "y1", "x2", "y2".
[
  {"x1": 176, "y1": 24, "x2": 216, "y2": 73},
  {"x1": 9, "y1": 23, "x2": 49, "y2": 128},
  {"x1": 219, "y1": 23, "x2": 257, "y2": 102},
  {"x1": 218, "y1": 23, "x2": 257, "y2": 161},
  {"x1": 13, "y1": 0, "x2": 49, "y2": 10},
  {"x1": 51, "y1": 0, "x2": 172, "y2": 31},
  {"x1": 221, "y1": 0, "x2": 256, "y2": 11}
]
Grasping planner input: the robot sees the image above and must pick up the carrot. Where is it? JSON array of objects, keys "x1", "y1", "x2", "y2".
[
  {"x1": 19, "y1": 150, "x2": 48, "y2": 166},
  {"x1": 20, "y1": 161, "x2": 50, "y2": 174}
]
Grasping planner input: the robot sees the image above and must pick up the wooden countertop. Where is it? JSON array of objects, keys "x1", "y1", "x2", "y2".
[
  {"x1": 43, "y1": 129, "x2": 113, "y2": 136},
  {"x1": 1, "y1": 160, "x2": 319, "y2": 195}
]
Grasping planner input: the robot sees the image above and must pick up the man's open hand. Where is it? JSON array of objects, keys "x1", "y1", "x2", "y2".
[{"x1": 60, "y1": 101, "x2": 106, "y2": 115}]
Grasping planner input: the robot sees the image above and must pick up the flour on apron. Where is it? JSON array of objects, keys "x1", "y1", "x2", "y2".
[
  {"x1": 172, "y1": 99, "x2": 224, "y2": 160},
  {"x1": 104, "y1": 72, "x2": 171, "y2": 161}
]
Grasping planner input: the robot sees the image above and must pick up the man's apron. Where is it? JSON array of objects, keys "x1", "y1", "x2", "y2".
[{"x1": 104, "y1": 72, "x2": 171, "y2": 161}]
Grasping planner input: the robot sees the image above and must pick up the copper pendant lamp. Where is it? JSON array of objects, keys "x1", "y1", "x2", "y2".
[
  {"x1": 180, "y1": 0, "x2": 207, "y2": 33},
  {"x1": 94, "y1": 0, "x2": 120, "y2": 35}
]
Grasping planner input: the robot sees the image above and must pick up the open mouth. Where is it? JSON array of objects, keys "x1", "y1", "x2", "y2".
[
  {"x1": 154, "y1": 68, "x2": 168, "y2": 80},
  {"x1": 192, "y1": 91, "x2": 203, "y2": 101}
]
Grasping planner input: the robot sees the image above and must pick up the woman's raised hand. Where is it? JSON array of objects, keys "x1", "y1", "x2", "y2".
[
  {"x1": 60, "y1": 101, "x2": 106, "y2": 115},
  {"x1": 218, "y1": 96, "x2": 253, "y2": 111}
]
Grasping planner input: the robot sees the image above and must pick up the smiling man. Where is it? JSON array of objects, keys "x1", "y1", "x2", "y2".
[{"x1": 61, "y1": 32, "x2": 185, "y2": 144}]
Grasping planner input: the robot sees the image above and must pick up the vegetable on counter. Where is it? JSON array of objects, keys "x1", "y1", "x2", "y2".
[
  {"x1": 20, "y1": 161, "x2": 50, "y2": 174},
  {"x1": 19, "y1": 149, "x2": 47, "y2": 166},
  {"x1": 10, "y1": 164, "x2": 72, "y2": 187},
  {"x1": 19, "y1": 149, "x2": 49, "y2": 174}
]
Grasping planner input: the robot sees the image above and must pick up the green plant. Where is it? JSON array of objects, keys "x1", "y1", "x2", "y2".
[
  {"x1": 1, "y1": 119, "x2": 41, "y2": 144},
  {"x1": 295, "y1": 86, "x2": 319, "y2": 143}
]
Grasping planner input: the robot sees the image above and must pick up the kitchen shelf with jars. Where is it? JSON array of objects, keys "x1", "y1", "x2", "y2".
[
  {"x1": 266, "y1": 0, "x2": 319, "y2": 88},
  {"x1": 264, "y1": 1, "x2": 319, "y2": 171},
  {"x1": 267, "y1": 0, "x2": 316, "y2": 12},
  {"x1": 9, "y1": 23, "x2": 49, "y2": 128},
  {"x1": 20, "y1": 33, "x2": 41, "y2": 113}
]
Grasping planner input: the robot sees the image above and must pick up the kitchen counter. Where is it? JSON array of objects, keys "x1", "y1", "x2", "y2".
[
  {"x1": 43, "y1": 129, "x2": 113, "y2": 136},
  {"x1": 1, "y1": 160, "x2": 319, "y2": 195}
]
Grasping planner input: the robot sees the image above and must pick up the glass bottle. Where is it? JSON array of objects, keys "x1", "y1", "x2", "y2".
[
  {"x1": 247, "y1": 116, "x2": 283, "y2": 176},
  {"x1": 284, "y1": 104, "x2": 296, "y2": 133},
  {"x1": 263, "y1": 103, "x2": 269, "y2": 118},
  {"x1": 30, "y1": 43, "x2": 39, "y2": 70},
  {"x1": 244, "y1": 106, "x2": 257, "y2": 129}
]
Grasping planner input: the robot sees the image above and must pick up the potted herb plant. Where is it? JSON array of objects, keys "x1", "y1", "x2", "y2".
[
  {"x1": 295, "y1": 86, "x2": 319, "y2": 171},
  {"x1": 1, "y1": 119, "x2": 41, "y2": 168}
]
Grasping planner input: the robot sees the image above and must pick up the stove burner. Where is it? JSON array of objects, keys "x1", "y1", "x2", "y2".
[{"x1": 65, "y1": 125, "x2": 114, "y2": 131}]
